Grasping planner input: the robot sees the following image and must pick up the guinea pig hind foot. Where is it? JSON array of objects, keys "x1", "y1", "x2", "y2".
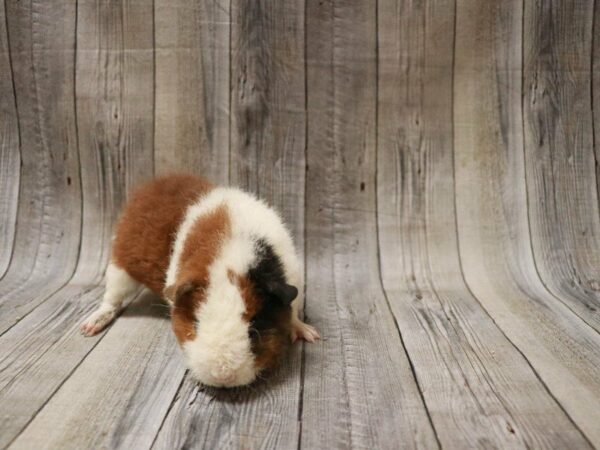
[
  {"x1": 291, "y1": 319, "x2": 320, "y2": 344},
  {"x1": 80, "y1": 305, "x2": 119, "y2": 337}
]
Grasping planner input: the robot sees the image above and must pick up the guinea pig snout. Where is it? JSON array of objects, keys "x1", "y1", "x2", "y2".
[
  {"x1": 210, "y1": 366, "x2": 236, "y2": 385},
  {"x1": 197, "y1": 360, "x2": 256, "y2": 388},
  {"x1": 184, "y1": 344, "x2": 257, "y2": 388}
]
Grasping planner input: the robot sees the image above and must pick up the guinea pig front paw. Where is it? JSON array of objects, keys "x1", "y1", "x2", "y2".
[
  {"x1": 80, "y1": 306, "x2": 118, "y2": 336},
  {"x1": 291, "y1": 319, "x2": 320, "y2": 344}
]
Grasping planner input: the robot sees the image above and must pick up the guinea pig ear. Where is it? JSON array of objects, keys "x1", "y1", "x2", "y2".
[
  {"x1": 163, "y1": 281, "x2": 196, "y2": 305},
  {"x1": 266, "y1": 281, "x2": 298, "y2": 305}
]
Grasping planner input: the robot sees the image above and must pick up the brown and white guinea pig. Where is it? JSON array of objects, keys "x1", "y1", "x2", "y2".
[{"x1": 80, "y1": 174, "x2": 319, "y2": 387}]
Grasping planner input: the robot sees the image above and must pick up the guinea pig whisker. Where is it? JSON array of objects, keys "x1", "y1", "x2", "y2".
[
  {"x1": 151, "y1": 303, "x2": 171, "y2": 311},
  {"x1": 255, "y1": 372, "x2": 267, "y2": 382}
]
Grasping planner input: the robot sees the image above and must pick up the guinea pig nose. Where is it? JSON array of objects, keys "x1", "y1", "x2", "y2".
[
  {"x1": 211, "y1": 368, "x2": 235, "y2": 385},
  {"x1": 221, "y1": 372, "x2": 235, "y2": 384}
]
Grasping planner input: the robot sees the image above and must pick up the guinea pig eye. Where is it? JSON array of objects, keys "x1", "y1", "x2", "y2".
[{"x1": 248, "y1": 325, "x2": 260, "y2": 339}]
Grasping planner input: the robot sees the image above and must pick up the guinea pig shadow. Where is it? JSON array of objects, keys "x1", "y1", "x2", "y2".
[
  {"x1": 119, "y1": 289, "x2": 171, "y2": 320},
  {"x1": 120, "y1": 290, "x2": 302, "y2": 401},
  {"x1": 197, "y1": 347, "x2": 303, "y2": 403}
]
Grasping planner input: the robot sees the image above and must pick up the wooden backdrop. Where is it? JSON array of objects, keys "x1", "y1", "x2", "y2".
[{"x1": 2, "y1": 0, "x2": 600, "y2": 448}]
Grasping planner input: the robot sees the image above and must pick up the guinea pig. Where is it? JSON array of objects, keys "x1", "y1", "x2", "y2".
[{"x1": 80, "y1": 174, "x2": 319, "y2": 387}]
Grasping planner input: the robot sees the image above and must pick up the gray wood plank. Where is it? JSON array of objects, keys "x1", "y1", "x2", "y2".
[
  {"x1": 377, "y1": 0, "x2": 591, "y2": 447},
  {"x1": 302, "y1": 1, "x2": 438, "y2": 448},
  {"x1": 1, "y1": 1, "x2": 158, "y2": 447},
  {"x1": 151, "y1": 350, "x2": 304, "y2": 450},
  {"x1": 455, "y1": 0, "x2": 600, "y2": 446},
  {"x1": 2, "y1": 1, "x2": 600, "y2": 449},
  {"x1": 594, "y1": 0, "x2": 600, "y2": 210},
  {"x1": 0, "y1": 284, "x2": 109, "y2": 448},
  {"x1": 523, "y1": 0, "x2": 600, "y2": 332},
  {"x1": 0, "y1": 0, "x2": 82, "y2": 335},
  {"x1": 8, "y1": 290, "x2": 182, "y2": 450},
  {"x1": 0, "y1": 0, "x2": 20, "y2": 279},
  {"x1": 229, "y1": 0, "x2": 306, "y2": 230},
  {"x1": 76, "y1": 0, "x2": 155, "y2": 275},
  {"x1": 153, "y1": 1, "x2": 306, "y2": 448},
  {"x1": 154, "y1": 0, "x2": 230, "y2": 181}
]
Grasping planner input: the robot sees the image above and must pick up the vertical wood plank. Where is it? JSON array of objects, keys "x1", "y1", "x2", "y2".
[
  {"x1": 302, "y1": 1, "x2": 438, "y2": 448},
  {"x1": 0, "y1": 0, "x2": 81, "y2": 334},
  {"x1": 378, "y1": 0, "x2": 589, "y2": 447},
  {"x1": 523, "y1": 0, "x2": 600, "y2": 331},
  {"x1": 154, "y1": 0, "x2": 230, "y2": 182},
  {"x1": 455, "y1": 0, "x2": 600, "y2": 446},
  {"x1": 0, "y1": 0, "x2": 81, "y2": 444},
  {"x1": 229, "y1": 0, "x2": 305, "y2": 234},
  {"x1": 594, "y1": 0, "x2": 600, "y2": 209},
  {"x1": 1, "y1": 1, "x2": 167, "y2": 448},
  {"x1": 76, "y1": 0, "x2": 154, "y2": 278},
  {"x1": 152, "y1": 1, "x2": 305, "y2": 448},
  {"x1": 0, "y1": 0, "x2": 20, "y2": 279}
]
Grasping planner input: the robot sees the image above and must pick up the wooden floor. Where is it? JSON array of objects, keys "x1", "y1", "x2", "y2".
[{"x1": 2, "y1": 0, "x2": 600, "y2": 449}]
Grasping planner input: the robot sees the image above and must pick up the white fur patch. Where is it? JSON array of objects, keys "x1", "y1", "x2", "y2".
[
  {"x1": 183, "y1": 236, "x2": 257, "y2": 386},
  {"x1": 80, "y1": 263, "x2": 140, "y2": 336},
  {"x1": 166, "y1": 187, "x2": 301, "y2": 290},
  {"x1": 165, "y1": 187, "x2": 302, "y2": 387}
]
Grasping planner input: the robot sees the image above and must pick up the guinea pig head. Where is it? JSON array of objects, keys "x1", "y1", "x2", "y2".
[{"x1": 166, "y1": 239, "x2": 297, "y2": 388}]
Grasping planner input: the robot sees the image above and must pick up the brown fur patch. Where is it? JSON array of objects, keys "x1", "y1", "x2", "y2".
[
  {"x1": 232, "y1": 271, "x2": 291, "y2": 370},
  {"x1": 254, "y1": 331, "x2": 291, "y2": 370},
  {"x1": 233, "y1": 271, "x2": 261, "y2": 322},
  {"x1": 170, "y1": 204, "x2": 231, "y2": 343},
  {"x1": 112, "y1": 174, "x2": 213, "y2": 294},
  {"x1": 170, "y1": 286, "x2": 203, "y2": 343}
]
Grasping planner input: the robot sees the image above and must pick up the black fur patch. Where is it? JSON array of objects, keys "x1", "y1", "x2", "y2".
[
  {"x1": 249, "y1": 239, "x2": 289, "y2": 300},
  {"x1": 247, "y1": 239, "x2": 293, "y2": 330}
]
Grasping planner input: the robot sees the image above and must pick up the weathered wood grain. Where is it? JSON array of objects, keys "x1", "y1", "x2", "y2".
[
  {"x1": 153, "y1": 2, "x2": 306, "y2": 448},
  {"x1": 76, "y1": 0, "x2": 154, "y2": 273},
  {"x1": 523, "y1": 0, "x2": 600, "y2": 331},
  {"x1": 0, "y1": 1, "x2": 157, "y2": 447},
  {"x1": 9, "y1": 291, "x2": 183, "y2": 450},
  {"x1": 0, "y1": 0, "x2": 20, "y2": 279},
  {"x1": 302, "y1": 1, "x2": 438, "y2": 448},
  {"x1": 3, "y1": 0, "x2": 600, "y2": 448},
  {"x1": 0, "y1": 284, "x2": 105, "y2": 448},
  {"x1": 152, "y1": 350, "x2": 304, "y2": 450},
  {"x1": 378, "y1": 0, "x2": 590, "y2": 448},
  {"x1": 0, "y1": 0, "x2": 81, "y2": 335},
  {"x1": 154, "y1": 0, "x2": 230, "y2": 180},
  {"x1": 455, "y1": 0, "x2": 600, "y2": 446},
  {"x1": 229, "y1": 0, "x2": 306, "y2": 233},
  {"x1": 594, "y1": 0, "x2": 600, "y2": 208}
]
